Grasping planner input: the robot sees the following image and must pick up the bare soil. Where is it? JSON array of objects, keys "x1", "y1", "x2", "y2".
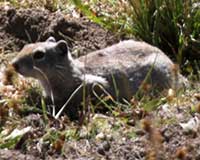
[
  {"x1": 1, "y1": 7, "x2": 200, "y2": 160},
  {"x1": 0, "y1": 7, "x2": 119, "y2": 55}
]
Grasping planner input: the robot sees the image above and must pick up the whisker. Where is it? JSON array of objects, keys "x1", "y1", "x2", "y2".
[
  {"x1": 55, "y1": 64, "x2": 66, "y2": 70},
  {"x1": 55, "y1": 69, "x2": 65, "y2": 81},
  {"x1": 33, "y1": 66, "x2": 56, "y2": 116}
]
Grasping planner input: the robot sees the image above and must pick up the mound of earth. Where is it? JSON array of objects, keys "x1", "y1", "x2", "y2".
[{"x1": 0, "y1": 6, "x2": 119, "y2": 55}]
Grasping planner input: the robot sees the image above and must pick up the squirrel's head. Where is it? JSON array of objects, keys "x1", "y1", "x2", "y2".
[{"x1": 11, "y1": 37, "x2": 70, "y2": 79}]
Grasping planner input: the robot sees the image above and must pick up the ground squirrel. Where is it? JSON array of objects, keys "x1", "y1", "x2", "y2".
[{"x1": 11, "y1": 37, "x2": 187, "y2": 119}]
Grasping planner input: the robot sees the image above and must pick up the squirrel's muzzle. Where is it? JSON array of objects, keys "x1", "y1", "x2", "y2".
[
  {"x1": 11, "y1": 59, "x2": 20, "y2": 72},
  {"x1": 11, "y1": 56, "x2": 37, "y2": 78}
]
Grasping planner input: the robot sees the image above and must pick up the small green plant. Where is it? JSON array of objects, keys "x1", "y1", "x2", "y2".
[{"x1": 41, "y1": 98, "x2": 48, "y2": 124}]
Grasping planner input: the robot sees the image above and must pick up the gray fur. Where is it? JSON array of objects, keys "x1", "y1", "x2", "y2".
[{"x1": 11, "y1": 38, "x2": 188, "y2": 119}]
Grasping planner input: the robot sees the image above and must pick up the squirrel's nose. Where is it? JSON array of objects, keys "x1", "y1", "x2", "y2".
[{"x1": 11, "y1": 60, "x2": 20, "y2": 72}]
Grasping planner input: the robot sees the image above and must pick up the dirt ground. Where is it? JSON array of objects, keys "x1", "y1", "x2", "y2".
[
  {"x1": 1, "y1": 7, "x2": 200, "y2": 160},
  {"x1": 0, "y1": 6, "x2": 119, "y2": 56}
]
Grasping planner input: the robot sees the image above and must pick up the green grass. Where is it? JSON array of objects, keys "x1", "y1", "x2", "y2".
[{"x1": 71, "y1": 0, "x2": 200, "y2": 74}]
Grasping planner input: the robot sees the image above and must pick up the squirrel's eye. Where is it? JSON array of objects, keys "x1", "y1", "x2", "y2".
[{"x1": 33, "y1": 51, "x2": 45, "y2": 60}]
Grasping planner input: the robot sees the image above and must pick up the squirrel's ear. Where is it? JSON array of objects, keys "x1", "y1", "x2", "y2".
[
  {"x1": 56, "y1": 40, "x2": 68, "y2": 56},
  {"x1": 46, "y1": 37, "x2": 56, "y2": 42}
]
